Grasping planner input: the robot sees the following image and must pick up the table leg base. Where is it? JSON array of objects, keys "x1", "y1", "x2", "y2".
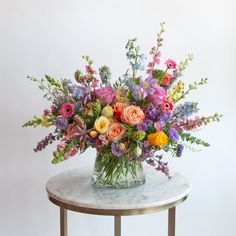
[
  {"x1": 114, "y1": 216, "x2": 121, "y2": 236},
  {"x1": 60, "y1": 207, "x2": 67, "y2": 236},
  {"x1": 168, "y1": 207, "x2": 176, "y2": 236}
]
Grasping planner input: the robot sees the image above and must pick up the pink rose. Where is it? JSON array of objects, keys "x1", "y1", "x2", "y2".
[
  {"x1": 94, "y1": 86, "x2": 116, "y2": 105},
  {"x1": 107, "y1": 123, "x2": 126, "y2": 141},
  {"x1": 147, "y1": 84, "x2": 167, "y2": 106},
  {"x1": 121, "y1": 105, "x2": 145, "y2": 125}
]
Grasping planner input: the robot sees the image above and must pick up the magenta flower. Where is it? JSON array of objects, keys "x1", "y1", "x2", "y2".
[
  {"x1": 147, "y1": 84, "x2": 167, "y2": 106},
  {"x1": 165, "y1": 59, "x2": 177, "y2": 69},
  {"x1": 60, "y1": 103, "x2": 75, "y2": 118},
  {"x1": 94, "y1": 86, "x2": 116, "y2": 105}
]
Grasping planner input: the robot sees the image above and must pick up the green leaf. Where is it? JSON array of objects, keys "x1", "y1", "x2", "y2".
[{"x1": 180, "y1": 132, "x2": 210, "y2": 147}]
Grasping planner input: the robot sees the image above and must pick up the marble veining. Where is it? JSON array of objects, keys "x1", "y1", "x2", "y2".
[{"x1": 46, "y1": 166, "x2": 191, "y2": 210}]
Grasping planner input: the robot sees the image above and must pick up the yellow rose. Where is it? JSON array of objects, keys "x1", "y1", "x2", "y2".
[
  {"x1": 147, "y1": 131, "x2": 169, "y2": 148},
  {"x1": 94, "y1": 116, "x2": 110, "y2": 134},
  {"x1": 101, "y1": 105, "x2": 114, "y2": 118}
]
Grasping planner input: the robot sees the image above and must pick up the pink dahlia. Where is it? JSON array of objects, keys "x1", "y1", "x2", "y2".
[
  {"x1": 147, "y1": 84, "x2": 167, "y2": 106},
  {"x1": 165, "y1": 59, "x2": 177, "y2": 69},
  {"x1": 60, "y1": 103, "x2": 75, "y2": 118},
  {"x1": 94, "y1": 86, "x2": 116, "y2": 105}
]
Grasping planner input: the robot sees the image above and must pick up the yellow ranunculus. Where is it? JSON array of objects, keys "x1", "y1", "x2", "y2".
[
  {"x1": 147, "y1": 131, "x2": 169, "y2": 148},
  {"x1": 94, "y1": 116, "x2": 110, "y2": 134},
  {"x1": 101, "y1": 105, "x2": 114, "y2": 118}
]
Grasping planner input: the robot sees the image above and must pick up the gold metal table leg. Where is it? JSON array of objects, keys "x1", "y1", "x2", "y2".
[
  {"x1": 168, "y1": 207, "x2": 176, "y2": 236},
  {"x1": 114, "y1": 216, "x2": 121, "y2": 236},
  {"x1": 60, "y1": 207, "x2": 67, "y2": 236}
]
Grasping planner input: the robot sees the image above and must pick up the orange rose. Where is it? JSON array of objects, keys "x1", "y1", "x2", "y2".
[
  {"x1": 113, "y1": 102, "x2": 129, "y2": 120},
  {"x1": 106, "y1": 123, "x2": 126, "y2": 141},
  {"x1": 121, "y1": 105, "x2": 145, "y2": 125}
]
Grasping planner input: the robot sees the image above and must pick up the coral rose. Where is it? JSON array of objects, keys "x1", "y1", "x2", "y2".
[
  {"x1": 113, "y1": 102, "x2": 129, "y2": 121},
  {"x1": 121, "y1": 105, "x2": 145, "y2": 125},
  {"x1": 106, "y1": 123, "x2": 126, "y2": 141},
  {"x1": 147, "y1": 131, "x2": 169, "y2": 148}
]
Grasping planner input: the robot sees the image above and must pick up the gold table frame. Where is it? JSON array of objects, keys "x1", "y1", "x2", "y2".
[{"x1": 48, "y1": 194, "x2": 188, "y2": 236}]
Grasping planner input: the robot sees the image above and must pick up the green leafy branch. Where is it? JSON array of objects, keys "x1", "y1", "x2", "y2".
[
  {"x1": 180, "y1": 132, "x2": 210, "y2": 147},
  {"x1": 156, "y1": 22, "x2": 165, "y2": 51},
  {"x1": 174, "y1": 78, "x2": 208, "y2": 104},
  {"x1": 22, "y1": 115, "x2": 42, "y2": 128},
  {"x1": 27, "y1": 75, "x2": 73, "y2": 101},
  {"x1": 202, "y1": 113, "x2": 223, "y2": 124},
  {"x1": 175, "y1": 54, "x2": 193, "y2": 78}
]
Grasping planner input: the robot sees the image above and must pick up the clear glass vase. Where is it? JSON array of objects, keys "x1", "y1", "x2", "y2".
[{"x1": 91, "y1": 152, "x2": 145, "y2": 188}]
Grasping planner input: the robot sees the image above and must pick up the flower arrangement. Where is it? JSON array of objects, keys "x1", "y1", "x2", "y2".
[{"x1": 23, "y1": 23, "x2": 221, "y2": 187}]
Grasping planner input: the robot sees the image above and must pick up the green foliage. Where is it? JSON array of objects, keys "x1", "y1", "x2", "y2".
[
  {"x1": 131, "y1": 131, "x2": 146, "y2": 141},
  {"x1": 74, "y1": 70, "x2": 83, "y2": 83},
  {"x1": 174, "y1": 78, "x2": 208, "y2": 104},
  {"x1": 27, "y1": 75, "x2": 73, "y2": 101},
  {"x1": 113, "y1": 77, "x2": 122, "y2": 89},
  {"x1": 82, "y1": 55, "x2": 93, "y2": 65},
  {"x1": 45, "y1": 75, "x2": 62, "y2": 89},
  {"x1": 124, "y1": 124, "x2": 136, "y2": 141},
  {"x1": 92, "y1": 100, "x2": 101, "y2": 118},
  {"x1": 180, "y1": 132, "x2": 210, "y2": 147},
  {"x1": 202, "y1": 113, "x2": 223, "y2": 124},
  {"x1": 156, "y1": 22, "x2": 165, "y2": 49},
  {"x1": 22, "y1": 115, "x2": 42, "y2": 128},
  {"x1": 175, "y1": 54, "x2": 193, "y2": 77},
  {"x1": 153, "y1": 69, "x2": 166, "y2": 81},
  {"x1": 51, "y1": 142, "x2": 75, "y2": 164}
]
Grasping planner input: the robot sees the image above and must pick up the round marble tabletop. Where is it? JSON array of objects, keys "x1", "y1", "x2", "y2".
[{"x1": 46, "y1": 166, "x2": 191, "y2": 216}]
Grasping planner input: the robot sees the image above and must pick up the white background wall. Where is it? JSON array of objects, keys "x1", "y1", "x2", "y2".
[{"x1": 1, "y1": 0, "x2": 236, "y2": 235}]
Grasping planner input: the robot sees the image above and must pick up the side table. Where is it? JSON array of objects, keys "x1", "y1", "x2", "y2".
[{"x1": 46, "y1": 167, "x2": 191, "y2": 236}]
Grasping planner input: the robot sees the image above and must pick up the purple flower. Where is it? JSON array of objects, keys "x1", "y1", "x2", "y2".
[
  {"x1": 177, "y1": 144, "x2": 184, "y2": 157},
  {"x1": 168, "y1": 128, "x2": 179, "y2": 143},
  {"x1": 73, "y1": 86, "x2": 85, "y2": 99},
  {"x1": 111, "y1": 142, "x2": 124, "y2": 157},
  {"x1": 55, "y1": 117, "x2": 68, "y2": 130},
  {"x1": 158, "y1": 111, "x2": 173, "y2": 124},
  {"x1": 136, "y1": 119, "x2": 153, "y2": 131},
  {"x1": 145, "y1": 105, "x2": 159, "y2": 120},
  {"x1": 156, "y1": 162, "x2": 170, "y2": 176},
  {"x1": 147, "y1": 83, "x2": 167, "y2": 106},
  {"x1": 94, "y1": 86, "x2": 116, "y2": 105},
  {"x1": 174, "y1": 102, "x2": 198, "y2": 119},
  {"x1": 135, "y1": 77, "x2": 157, "y2": 98},
  {"x1": 33, "y1": 133, "x2": 56, "y2": 152}
]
